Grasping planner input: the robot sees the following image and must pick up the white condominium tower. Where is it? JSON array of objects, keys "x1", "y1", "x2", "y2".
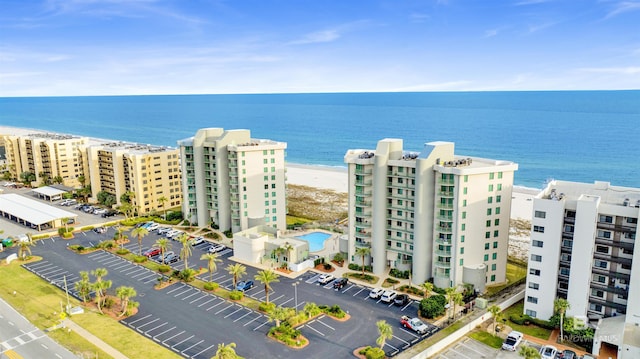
[
  {"x1": 179, "y1": 128, "x2": 287, "y2": 233},
  {"x1": 524, "y1": 180, "x2": 639, "y2": 322},
  {"x1": 344, "y1": 139, "x2": 517, "y2": 290}
]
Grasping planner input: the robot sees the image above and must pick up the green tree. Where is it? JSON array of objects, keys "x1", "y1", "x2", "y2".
[
  {"x1": 487, "y1": 304, "x2": 502, "y2": 336},
  {"x1": 303, "y1": 302, "x2": 319, "y2": 319},
  {"x1": 355, "y1": 246, "x2": 371, "y2": 276},
  {"x1": 274, "y1": 247, "x2": 286, "y2": 265},
  {"x1": 421, "y1": 281, "x2": 434, "y2": 299},
  {"x1": 212, "y1": 342, "x2": 243, "y2": 359},
  {"x1": 254, "y1": 269, "x2": 280, "y2": 305},
  {"x1": 266, "y1": 306, "x2": 293, "y2": 327},
  {"x1": 158, "y1": 196, "x2": 168, "y2": 219},
  {"x1": 53, "y1": 175, "x2": 64, "y2": 184},
  {"x1": 519, "y1": 345, "x2": 541, "y2": 359},
  {"x1": 177, "y1": 233, "x2": 193, "y2": 270},
  {"x1": 444, "y1": 287, "x2": 457, "y2": 320},
  {"x1": 17, "y1": 234, "x2": 34, "y2": 260},
  {"x1": 452, "y1": 292, "x2": 464, "y2": 319},
  {"x1": 77, "y1": 174, "x2": 86, "y2": 187},
  {"x1": 116, "y1": 286, "x2": 138, "y2": 317},
  {"x1": 554, "y1": 298, "x2": 571, "y2": 343},
  {"x1": 226, "y1": 263, "x2": 246, "y2": 289},
  {"x1": 131, "y1": 226, "x2": 149, "y2": 256},
  {"x1": 201, "y1": 253, "x2": 222, "y2": 283},
  {"x1": 376, "y1": 320, "x2": 393, "y2": 349},
  {"x1": 19, "y1": 171, "x2": 35, "y2": 185},
  {"x1": 74, "y1": 271, "x2": 91, "y2": 303},
  {"x1": 154, "y1": 238, "x2": 171, "y2": 264},
  {"x1": 91, "y1": 267, "x2": 111, "y2": 313}
]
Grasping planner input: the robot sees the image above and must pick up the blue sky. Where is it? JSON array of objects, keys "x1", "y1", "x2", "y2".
[{"x1": 1, "y1": 0, "x2": 639, "y2": 96}]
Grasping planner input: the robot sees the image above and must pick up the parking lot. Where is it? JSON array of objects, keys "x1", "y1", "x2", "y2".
[
  {"x1": 10, "y1": 226, "x2": 439, "y2": 358},
  {"x1": 433, "y1": 336, "x2": 543, "y2": 359}
]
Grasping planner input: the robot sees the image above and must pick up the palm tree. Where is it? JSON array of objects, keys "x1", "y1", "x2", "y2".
[
  {"x1": 17, "y1": 236, "x2": 33, "y2": 260},
  {"x1": 131, "y1": 226, "x2": 149, "y2": 256},
  {"x1": 158, "y1": 196, "x2": 168, "y2": 219},
  {"x1": 116, "y1": 286, "x2": 137, "y2": 317},
  {"x1": 226, "y1": 263, "x2": 246, "y2": 289},
  {"x1": 53, "y1": 175, "x2": 64, "y2": 184},
  {"x1": 177, "y1": 234, "x2": 193, "y2": 270},
  {"x1": 274, "y1": 247, "x2": 286, "y2": 265},
  {"x1": 154, "y1": 238, "x2": 171, "y2": 264},
  {"x1": 74, "y1": 271, "x2": 91, "y2": 303},
  {"x1": 554, "y1": 298, "x2": 571, "y2": 343},
  {"x1": 519, "y1": 345, "x2": 541, "y2": 359},
  {"x1": 303, "y1": 302, "x2": 319, "y2": 319},
  {"x1": 487, "y1": 304, "x2": 502, "y2": 336},
  {"x1": 282, "y1": 242, "x2": 294, "y2": 264},
  {"x1": 61, "y1": 217, "x2": 70, "y2": 234},
  {"x1": 355, "y1": 246, "x2": 371, "y2": 276},
  {"x1": 93, "y1": 279, "x2": 112, "y2": 314},
  {"x1": 254, "y1": 269, "x2": 280, "y2": 305},
  {"x1": 376, "y1": 320, "x2": 393, "y2": 349},
  {"x1": 113, "y1": 226, "x2": 127, "y2": 249},
  {"x1": 212, "y1": 342, "x2": 243, "y2": 359},
  {"x1": 201, "y1": 253, "x2": 222, "y2": 283},
  {"x1": 421, "y1": 281, "x2": 434, "y2": 299},
  {"x1": 452, "y1": 292, "x2": 464, "y2": 319},
  {"x1": 266, "y1": 306, "x2": 292, "y2": 327},
  {"x1": 444, "y1": 287, "x2": 457, "y2": 320},
  {"x1": 117, "y1": 202, "x2": 133, "y2": 219}
]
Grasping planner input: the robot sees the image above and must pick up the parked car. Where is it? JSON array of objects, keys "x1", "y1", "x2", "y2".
[
  {"x1": 101, "y1": 210, "x2": 118, "y2": 218},
  {"x1": 165, "y1": 254, "x2": 179, "y2": 263},
  {"x1": 539, "y1": 345, "x2": 558, "y2": 359},
  {"x1": 208, "y1": 244, "x2": 226, "y2": 253},
  {"x1": 381, "y1": 290, "x2": 398, "y2": 303},
  {"x1": 161, "y1": 251, "x2": 176, "y2": 262},
  {"x1": 318, "y1": 274, "x2": 335, "y2": 284},
  {"x1": 333, "y1": 277, "x2": 348, "y2": 289},
  {"x1": 143, "y1": 248, "x2": 161, "y2": 257},
  {"x1": 400, "y1": 315, "x2": 429, "y2": 334},
  {"x1": 1, "y1": 238, "x2": 14, "y2": 248},
  {"x1": 191, "y1": 236, "x2": 205, "y2": 246},
  {"x1": 236, "y1": 280, "x2": 254, "y2": 291},
  {"x1": 166, "y1": 230, "x2": 182, "y2": 239},
  {"x1": 369, "y1": 287, "x2": 384, "y2": 299},
  {"x1": 157, "y1": 227, "x2": 172, "y2": 235},
  {"x1": 146, "y1": 223, "x2": 159, "y2": 231},
  {"x1": 394, "y1": 294, "x2": 409, "y2": 306},
  {"x1": 93, "y1": 208, "x2": 107, "y2": 215},
  {"x1": 559, "y1": 350, "x2": 577, "y2": 359},
  {"x1": 501, "y1": 331, "x2": 523, "y2": 351},
  {"x1": 93, "y1": 227, "x2": 107, "y2": 234}
]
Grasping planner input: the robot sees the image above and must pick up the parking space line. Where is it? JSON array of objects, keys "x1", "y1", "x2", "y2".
[
  {"x1": 401, "y1": 301, "x2": 413, "y2": 311},
  {"x1": 459, "y1": 341, "x2": 488, "y2": 357},
  {"x1": 145, "y1": 321, "x2": 167, "y2": 335},
  {"x1": 341, "y1": 285, "x2": 355, "y2": 293},
  {"x1": 268, "y1": 294, "x2": 284, "y2": 303},
  {"x1": 166, "y1": 284, "x2": 186, "y2": 294},
  {"x1": 152, "y1": 326, "x2": 176, "y2": 341},
  {"x1": 189, "y1": 294, "x2": 208, "y2": 304},
  {"x1": 197, "y1": 298, "x2": 216, "y2": 308},
  {"x1": 399, "y1": 327, "x2": 420, "y2": 339},
  {"x1": 223, "y1": 307, "x2": 244, "y2": 319},
  {"x1": 301, "y1": 323, "x2": 325, "y2": 337},
  {"x1": 174, "y1": 287, "x2": 195, "y2": 298},
  {"x1": 130, "y1": 270, "x2": 152, "y2": 279},
  {"x1": 180, "y1": 339, "x2": 203, "y2": 354},
  {"x1": 232, "y1": 311, "x2": 252, "y2": 323},
  {"x1": 161, "y1": 330, "x2": 185, "y2": 345},
  {"x1": 39, "y1": 267, "x2": 66, "y2": 276},
  {"x1": 384, "y1": 342, "x2": 399, "y2": 353},
  {"x1": 243, "y1": 315, "x2": 262, "y2": 326},
  {"x1": 120, "y1": 265, "x2": 143, "y2": 274},
  {"x1": 136, "y1": 318, "x2": 159, "y2": 330},
  {"x1": 191, "y1": 343, "x2": 216, "y2": 358},
  {"x1": 170, "y1": 334, "x2": 194, "y2": 349},
  {"x1": 392, "y1": 334, "x2": 410, "y2": 347},
  {"x1": 252, "y1": 319, "x2": 270, "y2": 331},
  {"x1": 315, "y1": 319, "x2": 335, "y2": 331},
  {"x1": 278, "y1": 298, "x2": 293, "y2": 306},
  {"x1": 126, "y1": 314, "x2": 152, "y2": 325},
  {"x1": 206, "y1": 300, "x2": 226, "y2": 311},
  {"x1": 352, "y1": 287, "x2": 366, "y2": 297},
  {"x1": 138, "y1": 273, "x2": 157, "y2": 281},
  {"x1": 215, "y1": 303, "x2": 234, "y2": 315},
  {"x1": 87, "y1": 252, "x2": 103, "y2": 258},
  {"x1": 181, "y1": 291, "x2": 201, "y2": 301}
]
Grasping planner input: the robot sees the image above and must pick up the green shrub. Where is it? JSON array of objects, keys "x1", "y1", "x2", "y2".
[
  {"x1": 314, "y1": 257, "x2": 325, "y2": 266},
  {"x1": 212, "y1": 232, "x2": 220, "y2": 240},
  {"x1": 158, "y1": 265, "x2": 171, "y2": 273},
  {"x1": 259, "y1": 302, "x2": 276, "y2": 313},
  {"x1": 81, "y1": 226, "x2": 94, "y2": 231},
  {"x1": 103, "y1": 297, "x2": 115, "y2": 309},
  {"x1": 323, "y1": 263, "x2": 332, "y2": 270},
  {"x1": 420, "y1": 294, "x2": 446, "y2": 319},
  {"x1": 203, "y1": 282, "x2": 219, "y2": 291},
  {"x1": 223, "y1": 230, "x2": 233, "y2": 238},
  {"x1": 333, "y1": 253, "x2": 344, "y2": 263},
  {"x1": 433, "y1": 287, "x2": 447, "y2": 295},
  {"x1": 510, "y1": 314, "x2": 528, "y2": 325},
  {"x1": 229, "y1": 290, "x2": 244, "y2": 301},
  {"x1": 389, "y1": 268, "x2": 410, "y2": 279},
  {"x1": 179, "y1": 268, "x2": 196, "y2": 282},
  {"x1": 528, "y1": 316, "x2": 555, "y2": 330},
  {"x1": 115, "y1": 248, "x2": 129, "y2": 255},
  {"x1": 385, "y1": 278, "x2": 399, "y2": 284},
  {"x1": 171, "y1": 269, "x2": 181, "y2": 277},
  {"x1": 348, "y1": 263, "x2": 359, "y2": 270},
  {"x1": 359, "y1": 346, "x2": 385, "y2": 359},
  {"x1": 132, "y1": 255, "x2": 147, "y2": 263}
]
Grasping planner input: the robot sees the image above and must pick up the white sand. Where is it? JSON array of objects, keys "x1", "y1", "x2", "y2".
[{"x1": 286, "y1": 163, "x2": 348, "y2": 193}]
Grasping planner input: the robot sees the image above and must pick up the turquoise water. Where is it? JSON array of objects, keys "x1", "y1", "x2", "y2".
[
  {"x1": 296, "y1": 232, "x2": 332, "y2": 252},
  {"x1": 1, "y1": 91, "x2": 639, "y2": 188}
]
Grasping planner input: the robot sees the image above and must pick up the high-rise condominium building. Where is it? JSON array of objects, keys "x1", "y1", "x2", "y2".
[
  {"x1": 3, "y1": 133, "x2": 89, "y2": 188},
  {"x1": 524, "y1": 180, "x2": 639, "y2": 321},
  {"x1": 86, "y1": 142, "x2": 182, "y2": 214},
  {"x1": 178, "y1": 128, "x2": 287, "y2": 233},
  {"x1": 344, "y1": 139, "x2": 517, "y2": 290}
]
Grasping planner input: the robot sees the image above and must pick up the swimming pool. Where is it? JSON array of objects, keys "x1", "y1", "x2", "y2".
[{"x1": 296, "y1": 232, "x2": 332, "y2": 252}]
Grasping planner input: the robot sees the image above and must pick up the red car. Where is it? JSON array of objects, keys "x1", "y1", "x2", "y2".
[{"x1": 143, "y1": 248, "x2": 161, "y2": 257}]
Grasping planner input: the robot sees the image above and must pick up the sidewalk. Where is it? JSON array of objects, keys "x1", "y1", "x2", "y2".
[{"x1": 62, "y1": 319, "x2": 129, "y2": 359}]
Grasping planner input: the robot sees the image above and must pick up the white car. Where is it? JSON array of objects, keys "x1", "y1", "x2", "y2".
[
  {"x1": 501, "y1": 331, "x2": 523, "y2": 351},
  {"x1": 539, "y1": 345, "x2": 558, "y2": 359},
  {"x1": 93, "y1": 208, "x2": 107, "y2": 215},
  {"x1": 208, "y1": 244, "x2": 226, "y2": 253},
  {"x1": 146, "y1": 223, "x2": 159, "y2": 231},
  {"x1": 157, "y1": 227, "x2": 172, "y2": 234},
  {"x1": 380, "y1": 290, "x2": 398, "y2": 303},
  {"x1": 166, "y1": 229, "x2": 182, "y2": 239},
  {"x1": 191, "y1": 236, "x2": 205, "y2": 246},
  {"x1": 369, "y1": 288, "x2": 384, "y2": 299},
  {"x1": 318, "y1": 274, "x2": 335, "y2": 284}
]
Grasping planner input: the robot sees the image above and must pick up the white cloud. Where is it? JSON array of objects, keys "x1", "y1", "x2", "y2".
[
  {"x1": 604, "y1": 1, "x2": 640, "y2": 19},
  {"x1": 578, "y1": 66, "x2": 640, "y2": 74},
  {"x1": 289, "y1": 30, "x2": 341, "y2": 45},
  {"x1": 392, "y1": 80, "x2": 474, "y2": 92},
  {"x1": 409, "y1": 12, "x2": 430, "y2": 23},
  {"x1": 514, "y1": 0, "x2": 553, "y2": 6}
]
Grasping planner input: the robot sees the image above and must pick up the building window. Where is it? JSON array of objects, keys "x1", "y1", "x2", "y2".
[
  {"x1": 533, "y1": 225, "x2": 545, "y2": 233},
  {"x1": 534, "y1": 210, "x2": 546, "y2": 219},
  {"x1": 488, "y1": 184, "x2": 494, "y2": 192},
  {"x1": 460, "y1": 247, "x2": 464, "y2": 254},
  {"x1": 494, "y1": 219, "x2": 500, "y2": 226},
  {"x1": 485, "y1": 232, "x2": 491, "y2": 239},
  {"x1": 529, "y1": 268, "x2": 540, "y2": 276},
  {"x1": 461, "y1": 235, "x2": 465, "y2": 242},
  {"x1": 396, "y1": 242, "x2": 402, "y2": 248},
  {"x1": 497, "y1": 184, "x2": 502, "y2": 191},
  {"x1": 492, "y1": 253, "x2": 497, "y2": 260},
  {"x1": 490, "y1": 274, "x2": 496, "y2": 281},
  {"x1": 496, "y1": 195, "x2": 501, "y2": 203},
  {"x1": 525, "y1": 310, "x2": 537, "y2": 317},
  {"x1": 527, "y1": 296, "x2": 538, "y2": 304},
  {"x1": 487, "y1": 208, "x2": 492, "y2": 215},
  {"x1": 597, "y1": 230, "x2": 611, "y2": 239},
  {"x1": 495, "y1": 207, "x2": 501, "y2": 215},
  {"x1": 461, "y1": 224, "x2": 466, "y2": 231},
  {"x1": 463, "y1": 187, "x2": 467, "y2": 195},
  {"x1": 464, "y1": 175, "x2": 468, "y2": 182},
  {"x1": 594, "y1": 260, "x2": 608, "y2": 269},
  {"x1": 498, "y1": 172, "x2": 503, "y2": 179},
  {"x1": 484, "y1": 254, "x2": 489, "y2": 261},
  {"x1": 489, "y1": 173, "x2": 494, "y2": 180},
  {"x1": 488, "y1": 197, "x2": 493, "y2": 204},
  {"x1": 484, "y1": 243, "x2": 490, "y2": 249},
  {"x1": 493, "y1": 241, "x2": 498, "y2": 248},
  {"x1": 531, "y1": 254, "x2": 542, "y2": 262},
  {"x1": 591, "y1": 289, "x2": 604, "y2": 298},
  {"x1": 462, "y1": 212, "x2": 466, "y2": 219},
  {"x1": 595, "y1": 245, "x2": 609, "y2": 254},
  {"x1": 529, "y1": 282, "x2": 539, "y2": 290},
  {"x1": 532, "y1": 240, "x2": 543, "y2": 248},
  {"x1": 493, "y1": 230, "x2": 499, "y2": 237},
  {"x1": 491, "y1": 263, "x2": 496, "y2": 271},
  {"x1": 463, "y1": 200, "x2": 467, "y2": 207},
  {"x1": 599, "y1": 215, "x2": 613, "y2": 223},
  {"x1": 486, "y1": 220, "x2": 491, "y2": 227},
  {"x1": 459, "y1": 259, "x2": 464, "y2": 266},
  {"x1": 590, "y1": 303, "x2": 603, "y2": 312}
]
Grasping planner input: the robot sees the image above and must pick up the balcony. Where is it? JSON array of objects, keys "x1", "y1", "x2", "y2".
[
  {"x1": 355, "y1": 231, "x2": 371, "y2": 239},
  {"x1": 355, "y1": 189, "x2": 372, "y2": 196},
  {"x1": 435, "y1": 238, "x2": 452, "y2": 246},
  {"x1": 438, "y1": 191, "x2": 455, "y2": 197},
  {"x1": 355, "y1": 167, "x2": 373, "y2": 175},
  {"x1": 355, "y1": 178, "x2": 372, "y2": 186},
  {"x1": 437, "y1": 215, "x2": 453, "y2": 221},
  {"x1": 436, "y1": 225, "x2": 453, "y2": 233},
  {"x1": 355, "y1": 199, "x2": 371, "y2": 206},
  {"x1": 589, "y1": 282, "x2": 628, "y2": 296},
  {"x1": 434, "y1": 260, "x2": 451, "y2": 268},
  {"x1": 439, "y1": 178, "x2": 454, "y2": 184},
  {"x1": 437, "y1": 203, "x2": 454, "y2": 209},
  {"x1": 435, "y1": 249, "x2": 452, "y2": 257}
]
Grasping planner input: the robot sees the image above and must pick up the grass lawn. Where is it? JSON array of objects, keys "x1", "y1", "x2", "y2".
[
  {"x1": 502, "y1": 301, "x2": 552, "y2": 339},
  {"x1": 468, "y1": 330, "x2": 503, "y2": 349},
  {"x1": 286, "y1": 215, "x2": 312, "y2": 226},
  {"x1": 0, "y1": 258, "x2": 181, "y2": 359},
  {"x1": 485, "y1": 262, "x2": 527, "y2": 297}
]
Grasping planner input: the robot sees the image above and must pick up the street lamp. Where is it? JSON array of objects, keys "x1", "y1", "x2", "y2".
[
  {"x1": 292, "y1": 282, "x2": 298, "y2": 314},
  {"x1": 51, "y1": 275, "x2": 71, "y2": 313}
]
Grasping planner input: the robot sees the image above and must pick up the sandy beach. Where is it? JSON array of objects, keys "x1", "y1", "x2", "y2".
[{"x1": 286, "y1": 163, "x2": 348, "y2": 193}]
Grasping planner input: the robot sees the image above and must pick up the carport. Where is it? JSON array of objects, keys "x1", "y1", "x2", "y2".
[
  {"x1": 31, "y1": 186, "x2": 68, "y2": 202},
  {"x1": 0, "y1": 193, "x2": 77, "y2": 231}
]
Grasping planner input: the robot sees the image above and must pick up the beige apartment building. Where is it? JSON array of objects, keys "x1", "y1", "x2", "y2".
[
  {"x1": 86, "y1": 142, "x2": 182, "y2": 214},
  {"x1": 3, "y1": 133, "x2": 89, "y2": 188},
  {"x1": 344, "y1": 139, "x2": 517, "y2": 290},
  {"x1": 179, "y1": 128, "x2": 287, "y2": 233}
]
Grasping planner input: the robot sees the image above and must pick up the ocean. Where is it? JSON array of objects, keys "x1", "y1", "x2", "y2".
[{"x1": 1, "y1": 91, "x2": 639, "y2": 189}]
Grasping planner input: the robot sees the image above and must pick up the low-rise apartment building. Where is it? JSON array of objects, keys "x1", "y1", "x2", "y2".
[
  {"x1": 344, "y1": 139, "x2": 517, "y2": 290},
  {"x1": 178, "y1": 128, "x2": 287, "y2": 233}
]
